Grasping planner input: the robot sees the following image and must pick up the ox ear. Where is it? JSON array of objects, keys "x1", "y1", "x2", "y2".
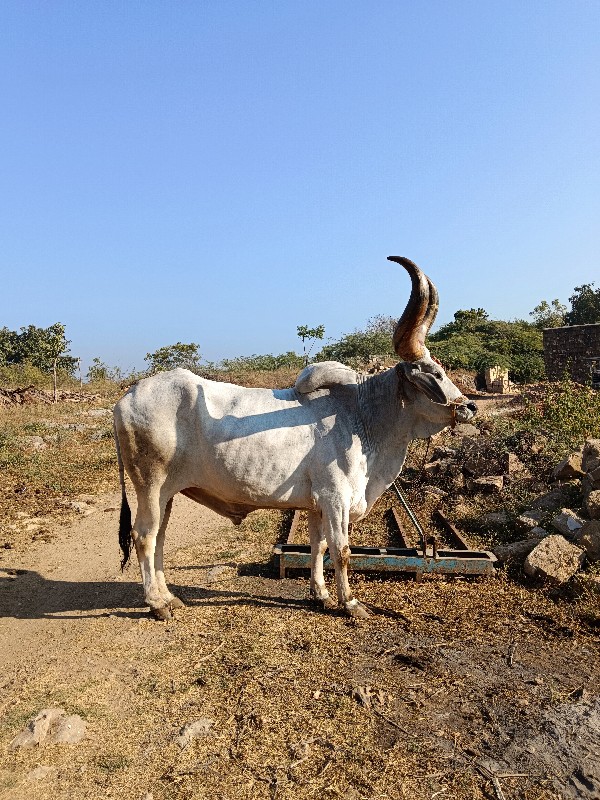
[{"x1": 397, "y1": 362, "x2": 448, "y2": 404}]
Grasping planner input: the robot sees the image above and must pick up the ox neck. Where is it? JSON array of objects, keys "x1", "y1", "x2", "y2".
[{"x1": 356, "y1": 368, "x2": 407, "y2": 451}]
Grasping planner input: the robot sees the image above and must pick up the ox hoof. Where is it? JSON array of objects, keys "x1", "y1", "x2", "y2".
[
  {"x1": 344, "y1": 599, "x2": 370, "y2": 620},
  {"x1": 310, "y1": 589, "x2": 337, "y2": 611},
  {"x1": 169, "y1": 596, "x2": 185, "y2": 610},
  {"x1": 150, "y1": 605, "x2": 172, "y2": 621}
]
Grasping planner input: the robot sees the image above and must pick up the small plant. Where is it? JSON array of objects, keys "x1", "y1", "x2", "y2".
[{"x1": 297, "y1": 324, "x2": 325, "y2": 366}]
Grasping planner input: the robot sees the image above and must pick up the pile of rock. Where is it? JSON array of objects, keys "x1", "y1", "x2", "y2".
[{"x1": 423, "y1": 434, "x2": 600, "y2": 585}]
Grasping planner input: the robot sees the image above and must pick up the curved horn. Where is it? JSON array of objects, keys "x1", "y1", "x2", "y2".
[
  {"x1": 421, "y1": 276, "x2": 439, "y2": 335},
  {"x1": 387, "y1": 256, "x2": 438, "y2": 361}
]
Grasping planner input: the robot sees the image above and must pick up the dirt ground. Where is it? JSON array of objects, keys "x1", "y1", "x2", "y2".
[{"x1": 1, "y1": 481, "x2": 599, "y2": 800}]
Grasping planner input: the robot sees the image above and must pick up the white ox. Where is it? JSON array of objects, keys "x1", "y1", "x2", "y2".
[{"x1": 114, "y1": 257, "x2": 477, "y2": 620}]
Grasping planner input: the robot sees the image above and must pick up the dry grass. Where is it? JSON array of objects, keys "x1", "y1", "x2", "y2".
[
  {"x1": 0, "y1": 399, "x2": 119, "y2": 550},
  {"x1": 2, "y1": 503, "x2": 595, "y2": 799}
]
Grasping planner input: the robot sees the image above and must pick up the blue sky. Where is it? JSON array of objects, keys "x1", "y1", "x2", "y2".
[{"x1": 2, "y1": 1, "x2": 599, "y2": 372}]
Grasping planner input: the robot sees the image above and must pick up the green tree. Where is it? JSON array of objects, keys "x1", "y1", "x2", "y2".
[
  {"x1": 0, "y1": 327, "x2": 18, "y2": 366},
  {"x1": 530, "y1": 299, "x2": 567, "y2": 329},
  {"x1": 316, "y1": 316, "x2": 396, "y2": 367},
  {"x1": 145, "y1": 342, "x2": 201, "y2": 373},
  {"x1": 565, "y1": 283, "x2": 600, "y2": 325},
  {"x1": 428, "y1": 311, "x2": 545, "y2": 383},
  {"x1": 297, "y1": 325, "x2": 325, "y2": 365},
  {"x1": 8, "y1": 323, "x2": 76, "y2": 374}
]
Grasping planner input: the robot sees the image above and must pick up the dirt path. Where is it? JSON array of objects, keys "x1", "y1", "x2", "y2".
[
  {"x1": 0, "y1": 493, "x2": 224, "y2": 671},
  {"x1": 1, "y1": 493, "x2": 599, "y2": 800}
]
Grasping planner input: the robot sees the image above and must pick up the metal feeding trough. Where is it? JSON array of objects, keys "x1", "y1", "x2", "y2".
[{"x1": 273, "y1": 481, "x2": 497, "y2": 579}]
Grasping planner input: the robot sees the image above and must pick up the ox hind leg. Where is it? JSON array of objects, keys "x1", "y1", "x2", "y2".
[
  {"x1": 320, "y1": 497, "x2": 370, "y2": 620},
  {"x1": 308, "y1": 510, "x2": 336, "y2": 610},
  {"x1": 154, "y1": 497, "x2": 185, "y2": 611},
  {"x1": 132, "y1": 489, "x2": 176, "y2": 621}
]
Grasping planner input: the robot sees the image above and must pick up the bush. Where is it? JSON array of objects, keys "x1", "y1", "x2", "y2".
[
  {"x1": 519, "y1": 377, "x2": 600, "y2": 455},
  {"x1": 217, "y1": 352, "x2": 304, "y2": 372},
  {"x1": 428, "y1": 313, "x2": 545, "y2": 383}
]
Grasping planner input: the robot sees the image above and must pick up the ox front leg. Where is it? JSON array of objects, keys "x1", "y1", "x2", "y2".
[
  {"x1": 307, "y1": 511, "x2": 336, "y2": 610},
  {"x1": 321, "y1": 500, "x2": 370, "y2": 620},
  {"x1": 132, "y1": 492, "x2": 173, "y2": 621}
]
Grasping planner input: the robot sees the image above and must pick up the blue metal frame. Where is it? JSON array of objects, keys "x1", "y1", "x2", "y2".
[{"x1": 274, "y1": 543, "x2": 497, "y2": 578}]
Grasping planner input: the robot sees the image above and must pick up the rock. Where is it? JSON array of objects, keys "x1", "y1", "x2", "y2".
[
  {"x1": 452, "y1": 423, "x2": 480, "y2": 437},
  {"x1": 10, "y1": 708, "x2": 64, "y2": 749},
  {"x1": 10, "y1": 708, "x2": 86, "y2": 749},
  {"x1": 493, "y1": 532, "x2": 547, "y2": 563},
  {"x1": 423, "y1": 461, "x2": 440, "y2": 476},
  {"x1": 585, "y1": 490, "x2": 600, "y2": 520},
  {"x1": 524, "y1": 535, "x2": 585, "y2": 583},
  {"x1": 86, "y1": 408, "x2": 113, "y2": 417},
  {"x1": 430, "y1": 446, "x2": 458, "y2": 462},
  {"x1": 50, "y1": 714, "x2": 87, "y2": 744},
  {"x1": 516, "y1": 510, "x2": 545, "y2": 532},
  {"x1": 574, "y1": 520, "x2": 600, "y2": 562},
  {"x1": 503, "y1": 452, "x2": 529, "y2": 477},
  {"x1": 530, "y1": 488, "x2": 575, "y2": 512},
  {"x1": 27, "y1": 766, "x2": 57, "y2": 781},
  {"x1": 175, "y1": 718, "x2": 214, "y2": 749},
  {"x1": 553, "y1": 452, "x2": 584, "y2": 480},
  {"x1": 582, "y1": 439, "x2": 600, "y2": 473},
  {"x1": 586, "y1": 465, "x2": 600, "y2": 489},
  {"x1": 69, "y1": 501, "x2": 97, "y2": 517},
  {"x1": 470, "y1": 476, "x2": 504, "y2": 494},
  {"x1": 551, "y1": 508, "x2": 584, "y2": 538},
  {"x1": 21, "y1": 435, "x2": 48, "y2": 451}
]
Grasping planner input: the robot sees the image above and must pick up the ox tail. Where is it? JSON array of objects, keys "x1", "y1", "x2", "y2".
[{"x1": 114, "y1": 421, "x2": 133, "y2": 570}]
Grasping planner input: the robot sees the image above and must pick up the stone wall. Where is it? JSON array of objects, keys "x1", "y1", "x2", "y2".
[{"x1": 543, "y1": 324, "x2": 600, "y2": 383}]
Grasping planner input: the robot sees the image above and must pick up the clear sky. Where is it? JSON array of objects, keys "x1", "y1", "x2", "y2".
[{"x1": 2, "y1": 1, "x2": 599, "y2": 373}]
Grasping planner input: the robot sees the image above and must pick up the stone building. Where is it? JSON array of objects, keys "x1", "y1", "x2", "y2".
[{"x1": 543, "y1": 324, "x2": 600, "y2": 383}]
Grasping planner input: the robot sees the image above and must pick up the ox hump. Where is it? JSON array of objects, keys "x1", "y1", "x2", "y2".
[{"x1": 295, "y1": 361, "x2": 358, "y2": 394}]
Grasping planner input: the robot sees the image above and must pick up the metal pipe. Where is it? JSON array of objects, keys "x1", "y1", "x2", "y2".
[{"x1": 391, "y1": 480, "x2": 427, "y2": 551}]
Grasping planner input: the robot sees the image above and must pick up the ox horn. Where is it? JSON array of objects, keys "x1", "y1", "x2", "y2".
[{"x1": 387, "y1": 256, "x2": 439, "y2": 361}]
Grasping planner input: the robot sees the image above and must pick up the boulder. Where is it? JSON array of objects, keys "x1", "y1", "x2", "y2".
[
  {"x1": 530, "y1": 487, "x2": 575, "y2": 512},
  {"x1": 582, "y1": 439, "x2": 600, "y2": 473},
  {"x1": 493, "y1": 530, "x2": 547, "y2": 564},
  {"x1": 574, "y1": 520, "x2": 600, "y2": 563},
  {"x1": 469, "y1": 476, "x2": 504, "y2": 494},
  {"x1": 551, "y1": 508, "x2": 584, "y2": 538},
  {"x1": 552, "y1": 452, "x2": 584, "y2": 480},
  {"x1": 586, "y1": 490, "x2": 600, "y2": 519},
  {"x1": 516, "y1": 510, "x2": 545, "y2": 533},
  {"x1": 524, "y1": 535, "x2": 585, "y2": 583}
]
